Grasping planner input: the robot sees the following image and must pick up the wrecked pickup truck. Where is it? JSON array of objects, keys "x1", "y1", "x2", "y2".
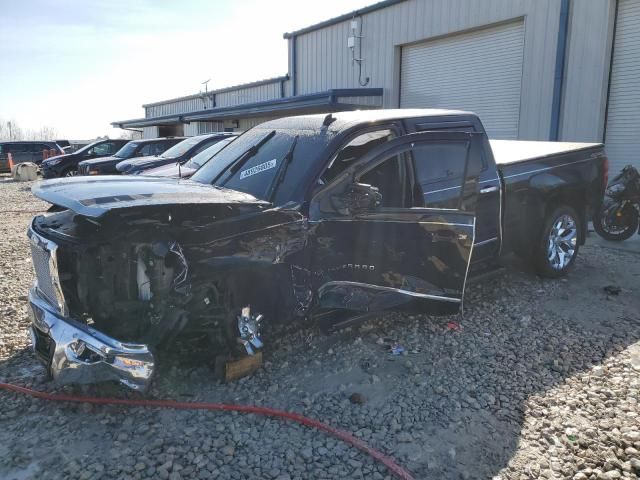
[{"x1": 26, "y1": 109, "x2": 608, "y2": 390}]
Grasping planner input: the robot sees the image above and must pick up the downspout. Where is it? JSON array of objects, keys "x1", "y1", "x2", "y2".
[
  {"x1": 550, "y1": 0, "x2": 570, "y2": 141},
  {"x1": 291, "y1": 35, "x2": 298, "y2": 97},
  {"x1": 602, "y1": 0, "x2": 620, "y2": 143}
]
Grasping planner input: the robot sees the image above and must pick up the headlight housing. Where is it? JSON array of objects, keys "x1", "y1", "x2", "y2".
[{"x1": 45, "y1": 158, "x2": 62, "y2": 166}]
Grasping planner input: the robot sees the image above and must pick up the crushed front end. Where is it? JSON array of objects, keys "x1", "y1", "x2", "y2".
[{"x1": 27, "y1": 224, "x2": 155, "y2": 391}]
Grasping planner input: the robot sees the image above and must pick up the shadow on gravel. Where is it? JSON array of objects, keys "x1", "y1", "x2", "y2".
[{"x1": 0, "y1": 247, "x2": 638, "y2": 479}]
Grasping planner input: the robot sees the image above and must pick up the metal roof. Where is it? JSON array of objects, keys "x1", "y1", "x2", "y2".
[
  {"x1": 112, "y1": 88, "x2": 383, "y2": 129},
  {"x1": 283, "y1": 0, "x2": 406, "y2": 38},
  {"x1": 142, "y1": 75, "x2": 290, "y2": 108}
]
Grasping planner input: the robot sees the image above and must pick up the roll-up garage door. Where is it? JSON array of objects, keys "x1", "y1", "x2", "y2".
[
  {"x1": 605, "y1": 0, "x2": 640, "y2": 175},
  {"x1": 400, "y1": 21, "x2": 525, "y2": 139}
]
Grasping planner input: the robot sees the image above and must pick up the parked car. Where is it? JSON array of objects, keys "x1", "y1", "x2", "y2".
[
  {"x1": 78, "y1": 137, "x2": 185, "y2": 175},
  {"x1": 140, "y1": 134, "x2": 238, "y2": 178},
  {"x1": 0, "y1": 141, "x2": 64, "y2": 172},
  {"x1": 115, "y1": 133, "x2": 236, "y2": 175},
  {"x1": 25, "y1": 109, "x2": 607, "y2": 390},
  {"x1": 40, "y1": 139, "x2": 129, "y2": 178}
]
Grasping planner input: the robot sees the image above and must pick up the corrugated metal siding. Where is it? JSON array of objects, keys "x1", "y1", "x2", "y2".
[
  {"x1": 142, "y1": 126, "x2": 158, "y2": 139},
  {"x1": 143, "y1": 80, "x2": 285, "y2": 118},
  {"x1": 184, "y1": 122, "x2": 225, "y2": 136},
  {"x1": 605, "y1": 0, "x2": 640, "y2": 174},
  {"x1": 560, "y1": 0, "x2": 616, "y2": 142},
  {"x1": 237, "y1": 117, "x2": 275, "y2": 131},
  {"x1": 216, "y1": 82, "x2": 282, "y2": 108},
  {"x1": 145, "y1": 97, "x2": 205, "y2": 118},
  {"x1": 400, "y1": 21, "x2": 524, "y2": 139},
  {"x1": 293, "y1": 0, "x2": 562, "y2": 140},
  {"x1": 336, "y1": 95, "x2": 383, "y2": 107}
]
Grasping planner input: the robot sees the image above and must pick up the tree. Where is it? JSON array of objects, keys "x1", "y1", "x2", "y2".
[
  {"x1": 119, "y1": 130, "x2": 142, "y2": 140},
  {"x1": 0, "y1": 118, "x2": 59, "y2": 141}
]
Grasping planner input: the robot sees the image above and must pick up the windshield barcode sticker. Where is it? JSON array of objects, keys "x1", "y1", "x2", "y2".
[{"x1": 240, "y1": 159, "x2": 277, "y2": 179}]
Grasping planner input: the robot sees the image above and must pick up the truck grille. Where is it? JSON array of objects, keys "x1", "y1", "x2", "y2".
[
  {"x1": 29, "y1": 229, "x2": 65, "y2": 312},
  {"x1": 78, "y1": 164, "x2": 89, "y2": 175}
]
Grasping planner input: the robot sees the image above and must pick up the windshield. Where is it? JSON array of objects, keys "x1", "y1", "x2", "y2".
[
  {"x1": 74, "y1": 140, "x2": 103, "y2": 155},
  {"x1": 114, "y1": 142, "x2": 139, "y2": 159},
  {"x1": 192, "y1": 129, "x2": 299, "y2": 200},
  {"x1": 160, "y1": 136, "x2": 205, "y2": 159},
  {"x1": 187, "y1": 137, "x2": 234, "y2": 169}
]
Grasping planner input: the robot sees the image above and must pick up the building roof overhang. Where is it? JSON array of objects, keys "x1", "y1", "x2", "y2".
[{"x1": 112, "y1": 88, "x2": 383, "y2": 129}]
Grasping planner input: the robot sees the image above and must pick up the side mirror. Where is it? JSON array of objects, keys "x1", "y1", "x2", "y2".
[{"x1": 343, "y1": 182, "x2": 382, "y2": 213}]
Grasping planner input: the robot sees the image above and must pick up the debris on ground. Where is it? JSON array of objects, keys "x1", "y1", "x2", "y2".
[
  {"x1": 604, "y1": 285, "x2": 622, "y2": 296},
  {"x1": 348, "y1": 393, "x2": 367, "y2": 405},
  {"x1": 389, "y1": 344, "x2": 405, "y2": 355}
]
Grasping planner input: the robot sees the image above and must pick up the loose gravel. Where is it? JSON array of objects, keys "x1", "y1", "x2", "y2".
[{"x1": 0, "y1": 175, "x2": 639, "y2": 480}]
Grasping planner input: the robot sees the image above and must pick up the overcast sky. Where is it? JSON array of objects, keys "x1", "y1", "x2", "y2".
[{"x1": 0, "y1": 0, "x2": 372, "y2": 139}]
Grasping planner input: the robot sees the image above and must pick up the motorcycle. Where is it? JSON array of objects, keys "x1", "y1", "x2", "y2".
[{"x1": 593, "y1": 164, "x2": 640, "y2": 241}]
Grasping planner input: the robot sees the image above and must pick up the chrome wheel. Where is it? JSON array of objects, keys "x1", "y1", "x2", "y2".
[
  {"x1": 64, "y1": 169, "x2": 77, "y2": 177},
  {"x1": 547, "y1": 214, "x2": 577, "y2": 270}
]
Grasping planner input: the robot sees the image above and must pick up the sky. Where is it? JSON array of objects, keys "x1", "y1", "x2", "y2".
[{"x1": 0, "y1": 0, "x2": 373, "y2": 139}]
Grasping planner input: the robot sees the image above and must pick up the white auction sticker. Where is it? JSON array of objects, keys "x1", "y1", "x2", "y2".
[{"x1": 240, "y1": 159, "x2": 277, "y2": 179}]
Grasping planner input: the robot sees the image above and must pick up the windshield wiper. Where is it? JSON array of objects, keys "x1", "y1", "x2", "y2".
[
  {"x1": 267, "y1": 135, "x2": 298, "y2": 202},
  {"x1": 219, "y1": 130, "x2": 276, "y2": 184}
]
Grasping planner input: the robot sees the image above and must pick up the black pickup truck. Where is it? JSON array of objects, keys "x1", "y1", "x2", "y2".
[{"x1": 26, "y1": 109, "x2": 607, "y2": 390}]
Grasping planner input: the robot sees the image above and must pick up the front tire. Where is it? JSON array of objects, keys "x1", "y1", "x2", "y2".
[
  {"x1": 62, "y1": 168, "x2": 77, "y2": 177},
  {"x1": 534, "y1": 205, "x2": 580, "y2": 278},
  {"x1": 593, "y1": 202, "x2": 638, "y2": 241}
]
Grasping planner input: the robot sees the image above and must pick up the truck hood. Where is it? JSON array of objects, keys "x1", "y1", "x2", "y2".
[
  {"x1": 42, "y1": 153, "x2": 73, "y2": 164},
  {"x1": 139, "y1": 163, "x2": 197, "y2": 179},
  {"x1": 116, "y1": 155, "x2": 177, "y2": 174},
  {"x1": 32, "y1": 176, "x2": 268, "y2": 218},
  {"x1": 79, "y1": 156, "x2": 122, "y2": 167}
]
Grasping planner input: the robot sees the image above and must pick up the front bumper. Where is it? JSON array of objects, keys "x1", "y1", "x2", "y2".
[
  {"x1": 40, "y1": 163, "x2": 63, "y2": 179},
  {"x1": 28, "y1": 287, "x2": 155, "y2": 391}
]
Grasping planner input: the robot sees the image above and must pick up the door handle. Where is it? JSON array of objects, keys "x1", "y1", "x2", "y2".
[{"x1": 480, "y1": 185, "x2": 499, "y2": 194}]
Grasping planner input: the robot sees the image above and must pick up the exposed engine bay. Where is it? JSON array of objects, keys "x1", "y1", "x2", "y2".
[{"x1": 31, "y1": 203, "x2": 307, "y2": 354}]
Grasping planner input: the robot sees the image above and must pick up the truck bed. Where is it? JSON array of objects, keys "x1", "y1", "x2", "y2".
[{"x1": 490, "y1": 140, "x2": 602, "y2": 166}]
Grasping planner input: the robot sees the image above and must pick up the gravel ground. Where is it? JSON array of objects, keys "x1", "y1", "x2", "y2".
[{"x1": 0, "y1": 175, "x2": 639, "y2": 480}]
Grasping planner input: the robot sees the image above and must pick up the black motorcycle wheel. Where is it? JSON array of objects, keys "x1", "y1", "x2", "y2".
[{"x1": 593, "y1": 202, "x2": 639, "y2": 241}]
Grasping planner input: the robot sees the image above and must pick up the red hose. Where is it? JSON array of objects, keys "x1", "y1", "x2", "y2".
[{"x1": 0, "y1": 382, "x2": 414, "y2": 480}]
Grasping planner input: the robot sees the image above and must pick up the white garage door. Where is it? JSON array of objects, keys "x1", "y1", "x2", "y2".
[
  {"x1": 605, "y1": 0, "x2": 640, "y2": 175},
  {"x1": 400, "y1": 21, "x2": 525, "y2": 139}
]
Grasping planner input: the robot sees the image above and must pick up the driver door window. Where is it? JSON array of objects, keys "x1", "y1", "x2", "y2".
[
  {"x1": 91, "y1": 142, "x2": 115, "y2": 156},
  {"x1": 139, "y1": 144, "x2": 155, "y2": 156},
  {"x1": 356, "y1": 153, "x2": 409, "y2": 208},
  {"x1": 321, "y1": 129, "x2": 396, "y2": 185}
]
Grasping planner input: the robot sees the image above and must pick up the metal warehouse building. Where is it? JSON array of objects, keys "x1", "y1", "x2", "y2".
[{"x1": 112, "y1": 0, "x2": 640, "y2": 173}]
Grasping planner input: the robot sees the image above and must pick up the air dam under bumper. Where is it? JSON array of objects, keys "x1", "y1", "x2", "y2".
[{"x1": 28, "y1": 287, "x2": 155, "y2": 391}]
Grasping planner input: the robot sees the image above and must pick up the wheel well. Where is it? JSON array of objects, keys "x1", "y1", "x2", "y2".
[
  {"x1": 543, "y1": 191, "x2": 587, "y2": 244},
  {"x1": 223, "y1": 266, "x2": 293, "y2": 321}
]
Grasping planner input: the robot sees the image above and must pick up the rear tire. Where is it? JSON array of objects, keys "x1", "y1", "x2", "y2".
[{"x1": 534, "y1": 205, "x2": 580, "y2": 278}]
